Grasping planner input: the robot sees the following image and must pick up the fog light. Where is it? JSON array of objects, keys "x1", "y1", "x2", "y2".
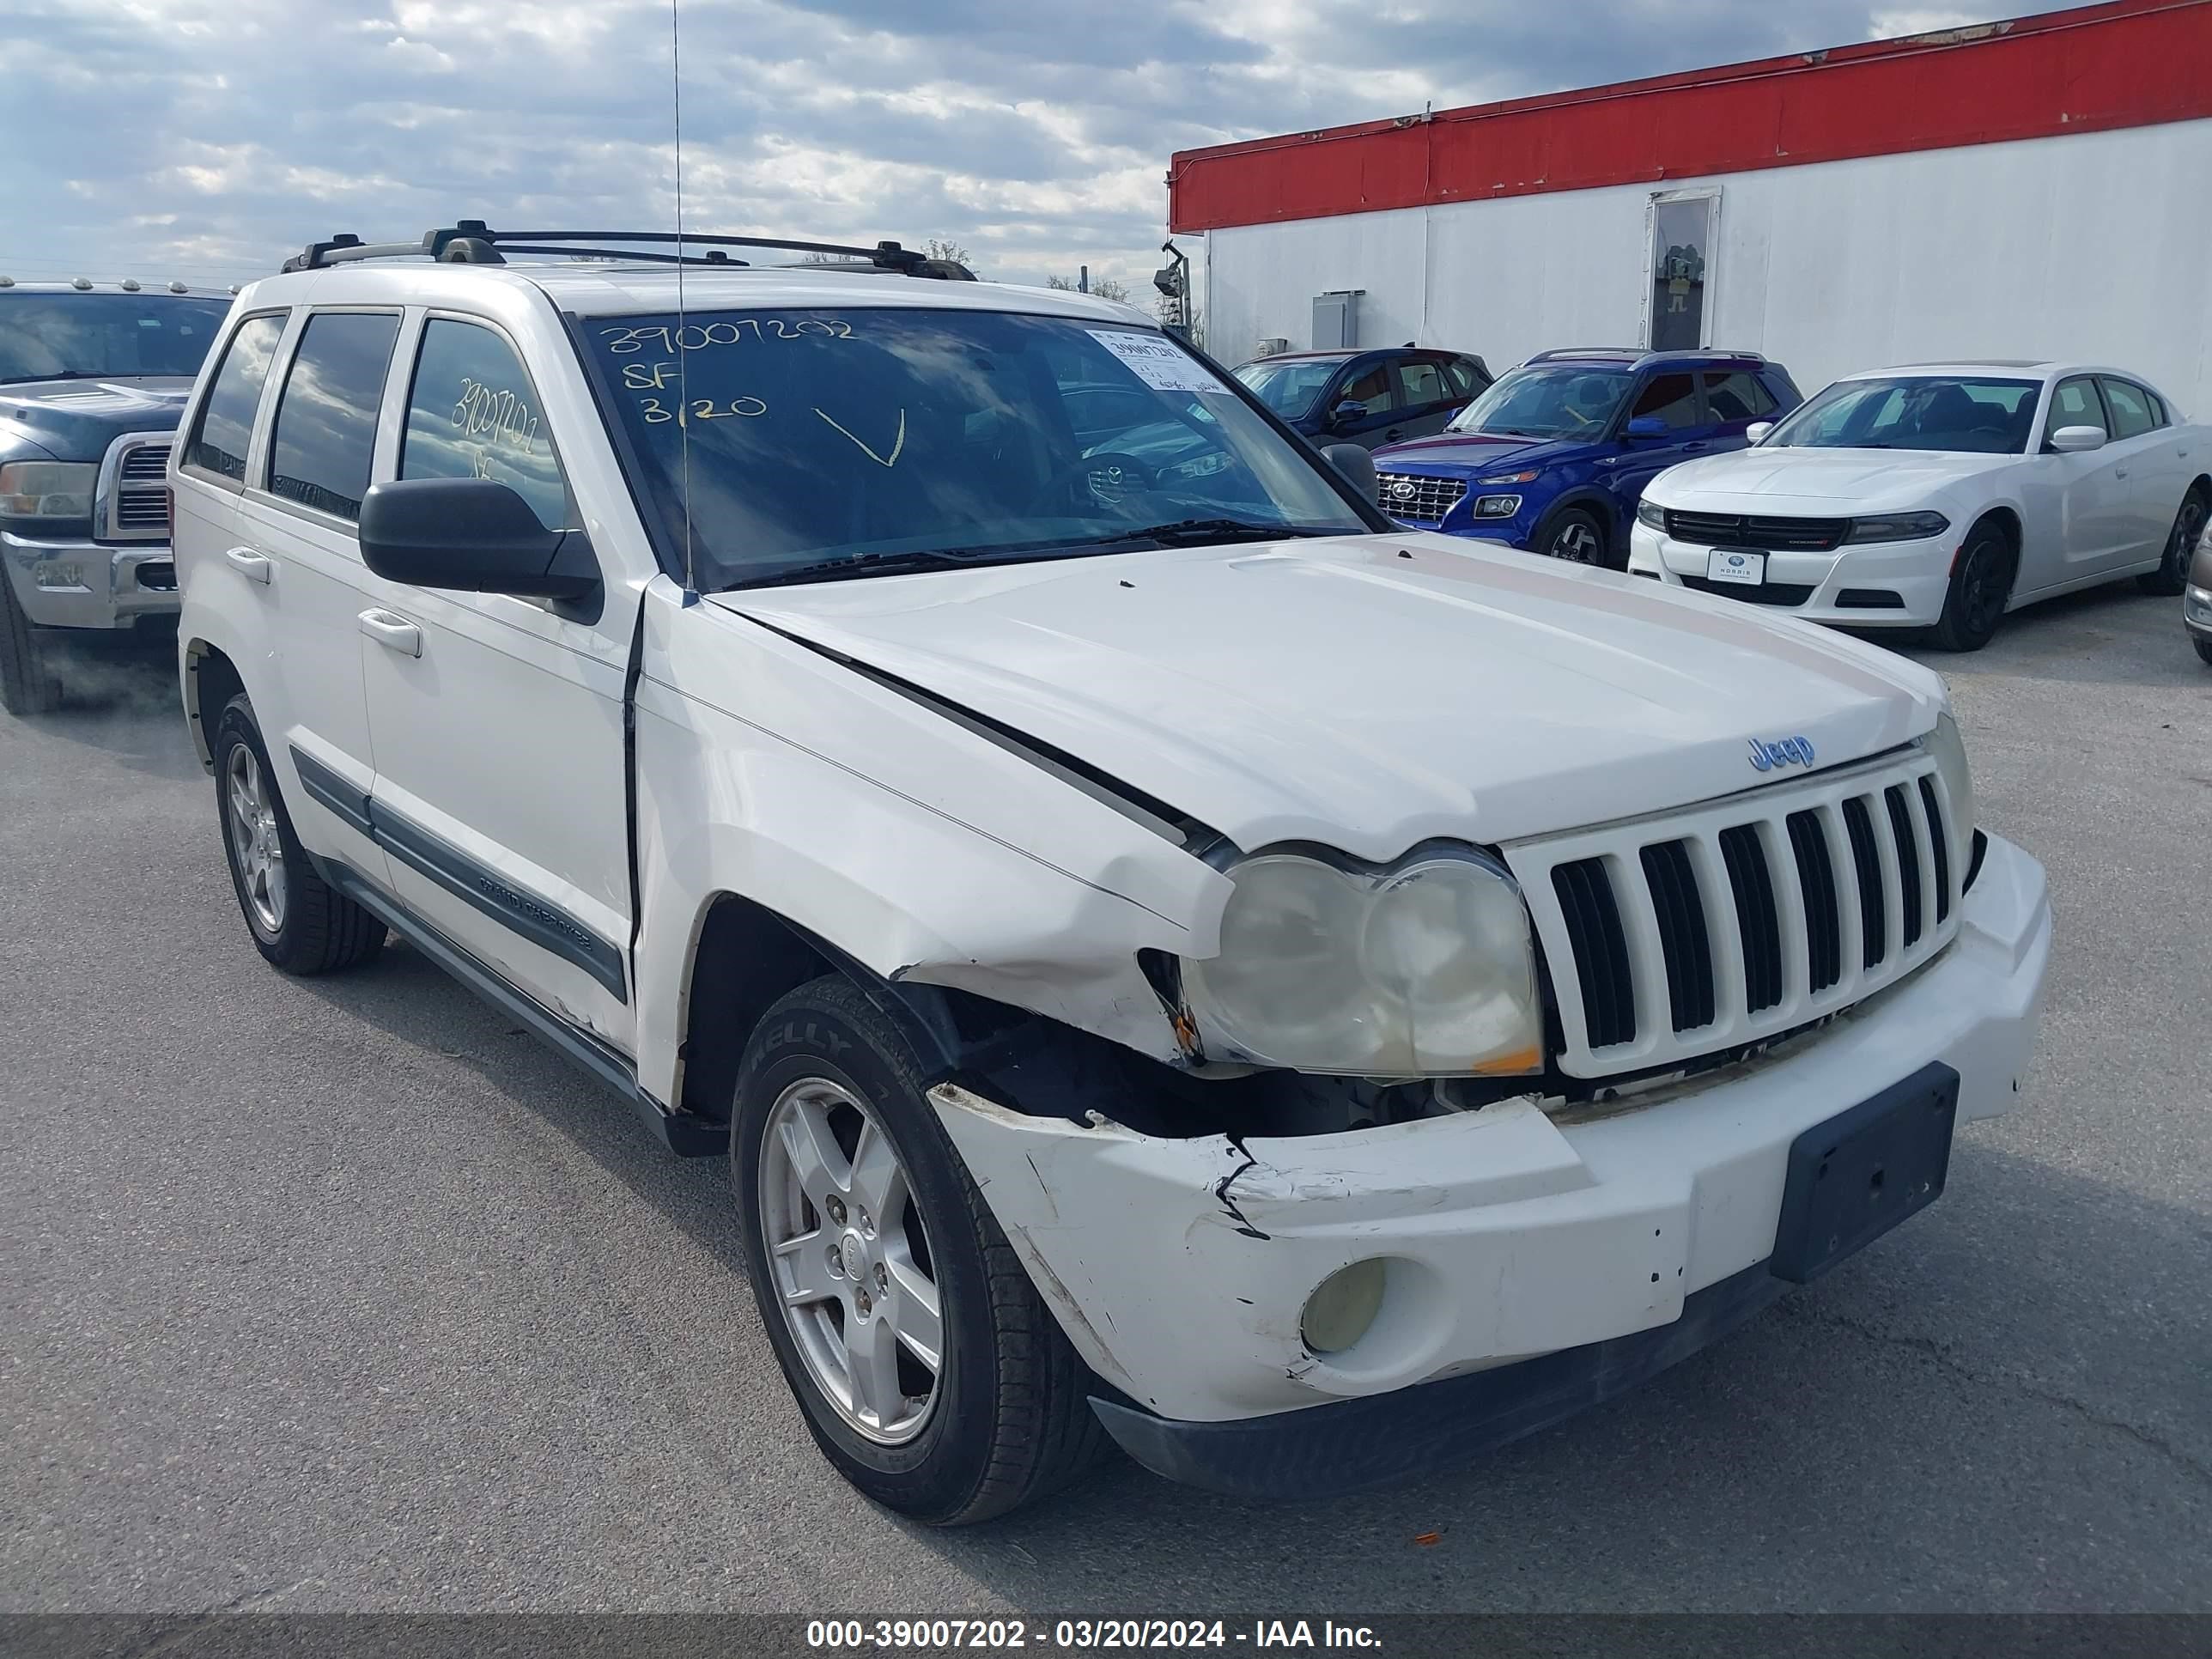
[{"x1": 1300, "y1": 1259, "x2": 1387, "y2": 1355}]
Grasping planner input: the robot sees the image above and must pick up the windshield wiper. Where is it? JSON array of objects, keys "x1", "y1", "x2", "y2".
[
  {"x1": 1101, "y1": 518, "x2": 1327, "y2": 547},
  {"x1": 729, "y1": 547, "x2": 1022, "y2": 588}
]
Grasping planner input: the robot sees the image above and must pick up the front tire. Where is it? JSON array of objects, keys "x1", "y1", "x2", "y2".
[
  {"x1": 1540, "y1": 506, "x2": 1613, "y2": 568},
  {"x1": 2195, "y1": 636, "x2": 2212, "y2": 667},
  {"x1": 213, "y1": 694, "x2": 386, "y2": 974},
  {"x1": 2138, "y1": 488, "x2": 2207, "y2": 597},
  {"x1": 732, "y1": 975, "x2": 1108, "y2": 1525},
  {"x1": 0, "y1": 574, "x2": 61, "y2": 716},
  {"x1": 1931, "y1": 522, "x2": 2014, "y2": 653}
]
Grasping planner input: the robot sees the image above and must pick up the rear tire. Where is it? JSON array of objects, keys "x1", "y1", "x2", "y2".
[
  {"x1": 1540, "y1": 506, "x2": 1613, "y2": 568},
  {"x1": 213, "y1": 694, "x2": 386, "y2": 974},
  {"x1": 1931, "y1": 522, "x2": 2014, "y2": 653},
  {"x1": 732, "y1": 975, "x2": 1109, "y2": 1525},
  {"x1": 2137, "y1": 488, "x2": 2207, "y2": 597},
  {"x1": 2195, "y1": 636, "x2": 2212, "y2": 667},
  {"x1": 0, "y1": 574, "x2": 61, "y2": 716}
]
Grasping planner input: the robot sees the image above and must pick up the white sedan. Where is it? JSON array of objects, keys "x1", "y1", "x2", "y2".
[{"x1": 1627, "y1": 361, "x2": 2210, "y2": 650}]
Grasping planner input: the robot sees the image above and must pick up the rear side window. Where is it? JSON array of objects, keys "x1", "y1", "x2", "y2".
[
  {"x1": 1628, "y1": 373, "x2": 1700, "y2": 429},
  {"x1": 1445, "y1": 357, "x2": 1486, "y2": 397},
  {"x1": 1396, "y1": 358, "x2": 1447, "y2": 407},
  {"x1": 2098, "y1": 378, "x2": 2160, "y2": 441},
  {"x1": 400, "y1": 319, "x2": 570, "y2": 532},
  {"x1": 268, "y1": 312, "x2": 401, "y2": 522},
  {"x1": 185, "y1": 314, "x2": 286, "y2": 483},
  {"x1": 1701, "y1": 370, "x2": 1777, "y2": 422}
]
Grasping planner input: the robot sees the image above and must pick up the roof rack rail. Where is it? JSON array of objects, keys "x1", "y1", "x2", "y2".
[
  {"x1": 1634, "y1": 346, "x2": 1766, "y2": 366},
  {"x1": 1523, "y1": 346, "x2": 1643, "y2": 363},
  {"x1": 279, "y1": 222, "x2": 975, "y2": 279}
]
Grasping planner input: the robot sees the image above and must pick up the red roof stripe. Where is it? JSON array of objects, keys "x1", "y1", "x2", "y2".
[{"x1": 1167, "y1": 0, "x2": 2212, "y2": 233}]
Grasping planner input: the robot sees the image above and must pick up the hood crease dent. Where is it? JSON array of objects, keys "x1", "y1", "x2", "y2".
[{"x1": 712, "y1": 533, "x2": 1945, "y2": 864}]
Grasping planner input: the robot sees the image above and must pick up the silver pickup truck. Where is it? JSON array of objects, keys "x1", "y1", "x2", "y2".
[{"x1": 1, "y1": 276, "x2": 233, "y2": 714}]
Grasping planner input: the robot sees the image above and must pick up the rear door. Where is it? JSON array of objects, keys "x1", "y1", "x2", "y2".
[
  {"x1": 2098, "y1": 375, "x2": 2189, "y2": 563},
  {"x1": 355, "y1": 312, "x2": 637, "y2": 1051},
  {"x1": 228, "y1": 308, "x2": 402, "y2": 881}
]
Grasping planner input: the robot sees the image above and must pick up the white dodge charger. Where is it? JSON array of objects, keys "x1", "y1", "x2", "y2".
[{"x1": 1628, "y1": 362, "x2": 2209, "y2": 650}]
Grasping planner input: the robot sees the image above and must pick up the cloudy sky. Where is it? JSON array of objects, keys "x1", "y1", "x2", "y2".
[{"x1": 12, "y1": 0, "x2": 2075, "y2": 300}]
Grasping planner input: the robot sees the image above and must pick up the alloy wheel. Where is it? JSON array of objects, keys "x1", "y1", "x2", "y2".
[
  {"x1": 757, "y1": 1077, "x2": 944, "y2": 1444},
  {"x1": 1551, "y1": 519, "x2": 1603, "y2": 564},
  {"x1": 225, "y1": 744, "x2": 287, "y2": 934}
]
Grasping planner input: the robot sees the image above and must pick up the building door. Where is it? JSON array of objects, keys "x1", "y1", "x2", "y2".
[{"x1": 1646, "y1": 191, "x2": 1718, "y2": 352}]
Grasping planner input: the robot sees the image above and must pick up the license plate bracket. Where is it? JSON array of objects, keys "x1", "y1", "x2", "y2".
[
  {"x1": 1706, "y1": 549, "x2": 1767, "y2": 586},
  {"x1": 1770, "y1": 1062, "x2": 1960, "y2": 1284}
]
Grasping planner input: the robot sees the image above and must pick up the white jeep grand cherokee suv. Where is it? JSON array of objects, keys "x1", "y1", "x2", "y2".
[{"x1": 171, "y1": 224, "x2": 2051, "y2": 1524}]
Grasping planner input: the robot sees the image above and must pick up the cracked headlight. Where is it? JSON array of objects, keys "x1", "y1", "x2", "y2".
[
  {"x1": 1924, "y1": 710, "x2": 1974, "y2": 879},
  {"x1": 1182, "y1": 846, "x2": 1542, "y2": 1077}
]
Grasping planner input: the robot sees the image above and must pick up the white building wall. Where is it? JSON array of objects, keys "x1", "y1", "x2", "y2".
[{"x1": 1203, "y1": 118, "x2": 2212, "y2": 416}]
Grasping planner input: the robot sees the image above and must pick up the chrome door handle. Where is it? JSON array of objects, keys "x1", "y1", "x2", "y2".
[
  {"x1": 357, "y1": 609, "x2": 422, "y2": 658},
  {"x1": 225, "y1": 546, "x2": 273, "y2": 584}
]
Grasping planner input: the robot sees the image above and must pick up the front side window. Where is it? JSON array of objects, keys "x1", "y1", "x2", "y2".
[
  {"x1": 185, "y1": 313, "x2": 286, "y2": 483},
  {"x1": 1628, "y1": 374, "x2": 1701, "y2": 429},
  {"x1": 2045, "y1": 377, "x2": 2107, "y2": 447},
  {"x1": 268, "y1": 313, "x2": 401, "y2": 522},
  {"x1": 1337, "y1": 363, "x2": 1395, "y2": 412},
  {"x1": 1768, "y1": 375, "x2": 2041, "y2": 455},
  {"x1": 2098, "y1": 378, "x2": 2158, "y2": 441},
  {"x1": 1700, "y1": 370, "x2": 1776, "y2": 422},
  {"x1": 1233, "y1": 356, "x2": 1347, "y2": 419},
  {"x1": 400, "y1": 319, "x2": 570, "y2": 532},
  {"x1": 586, "y1": 308, "x2": 1371, "y2": 591},
  {"x1": 0, "y1": 293, "x2": 230, "y2": 385},
  {"x1": 1446, "y1": 365, "x2": 1632, "y2": 440}
]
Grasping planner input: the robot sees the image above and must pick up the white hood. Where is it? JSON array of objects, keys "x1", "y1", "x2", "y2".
[
  {"x1": 714, "y1": 534, "x2": 1946, "y2": 861},
  {"x1": 1650, "y1": 445, "x2": 2020, "y2": 512}
]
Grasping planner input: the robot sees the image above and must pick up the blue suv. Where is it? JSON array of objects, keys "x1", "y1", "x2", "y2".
[{"x1": 1370, "y1": 348, "x2": 1802, "y2": 567}]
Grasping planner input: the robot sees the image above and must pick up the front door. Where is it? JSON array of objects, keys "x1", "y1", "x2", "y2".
[
  {"x1": 2033, "y1": 375, "x2": 2131, "y2": 581},
  {"x1": 1324, "y1": 360, "x2": 1405, "y2": 449},
  {"x1": 356, "y1": 314, "x2": 639, "y2": 1051},
  {"x1": 1607, "y1": 371, "x2": 1714, "y2": 504}
]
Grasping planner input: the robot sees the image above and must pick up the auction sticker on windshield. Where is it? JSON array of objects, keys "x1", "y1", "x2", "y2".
[
  {"x1": 1707, "y1": 549, "x2": 1766, "y2": 586},
  {"x1": 1088, "y1": 329, "x2": 1216, "y2": 394}
]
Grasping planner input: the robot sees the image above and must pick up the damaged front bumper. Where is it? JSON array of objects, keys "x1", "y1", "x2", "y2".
[{"x1": 930, "y1": 831, "x2": 2051, "y2": 1498}]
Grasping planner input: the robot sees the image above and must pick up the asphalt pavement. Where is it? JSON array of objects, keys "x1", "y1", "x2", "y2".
[{"x1": 3, "y1": 586, "x2": 2208, "y2": 1614}]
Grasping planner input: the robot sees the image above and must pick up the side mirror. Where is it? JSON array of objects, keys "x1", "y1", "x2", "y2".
[
  {"x1": 1322, "y1": 441, "x2": 1377, "y2": 503},
  {"x1": 1623, "y1": 415, "x2": 1669, "y2": 440},
  {"x1": 1330, "y1": 399, "x2": 1368, "y2": 426},
  {"x1": 2049, "y1": 424, "x2": 2107, "y2": 453},
  {"x1": 1745, "y1": 421, "x2": 1774, "y2": 443},
  {"x1": 358, "y1": 478, "x2": 599, "y2": 602}
]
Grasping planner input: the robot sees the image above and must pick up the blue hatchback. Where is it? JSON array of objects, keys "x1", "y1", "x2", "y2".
[{"x1": 1370, "y1": 348, "x2": 1803, "y2": 567}]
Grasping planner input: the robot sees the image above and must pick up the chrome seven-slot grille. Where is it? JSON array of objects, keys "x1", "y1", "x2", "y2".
[
  {"x1": 1505, "y1": 749, "x2": 1960, "y2": 1078},
  {"x1": 1375, "y1": 471, "x2": 1468, "y2": 525},
  {"x1": 108, "y1": 438, "x2": 173, "y2": 538}
]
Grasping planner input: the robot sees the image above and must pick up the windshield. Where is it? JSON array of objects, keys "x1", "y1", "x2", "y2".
[
  {"x1": 1765, "y1": 374, "x2": 2040, "y2": 454},
  {"x1": 589, "y1": 309, "x2": 1373, "y2": 591},
  {"x1": 0, "y1": 292, "x2": 230, "y2": 385},
  {"x1": 1445, "y1": 364, "x2": 1632, "y2": 440},
  {"x1": 1233, "y1": 356, "x2": 1349, "y2": 419}
]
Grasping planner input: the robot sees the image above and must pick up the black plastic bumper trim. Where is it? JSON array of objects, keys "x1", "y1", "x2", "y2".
[
  {"x1": 1089, "y1": 1260, "x2": 1793, "y2": 1502},
  {"x1": 289, "y1": 745, "x2": 373, "y2": 837}
]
